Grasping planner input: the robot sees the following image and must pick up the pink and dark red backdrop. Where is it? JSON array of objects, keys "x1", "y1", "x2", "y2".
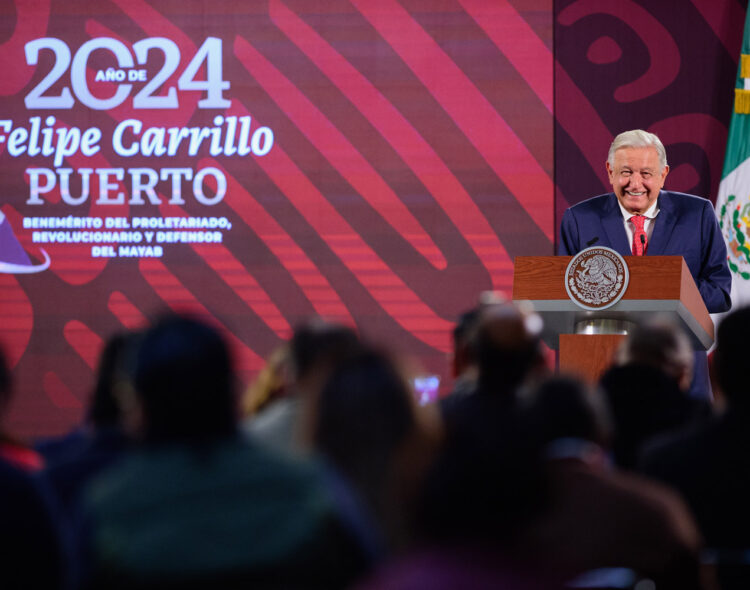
[{"x1": 0, "y1": 0, "x2": 743, "y2": 436}]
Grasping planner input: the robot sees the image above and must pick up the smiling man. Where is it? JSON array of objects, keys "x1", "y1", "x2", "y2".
[
  {"x1": 558, "y1": 129, "x2": 731, "y2": 398},
  {"x1": 608, "y1": 142, "x2": 667, "y2": 215}
]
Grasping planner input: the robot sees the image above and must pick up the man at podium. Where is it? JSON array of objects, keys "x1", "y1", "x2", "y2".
[{"x1": 558, "y1": 129, "x2": 732, "y2": 397}]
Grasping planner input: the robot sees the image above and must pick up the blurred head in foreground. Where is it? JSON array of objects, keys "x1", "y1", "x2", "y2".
[
  {"x1": 714, "y1": 306, "x2": 750, "y2": 410},
  {"x1": 474, "y1": 301, "x2": 546, "y2": 397},
  {"x1": 616, "y1": 319, "x2": 694, "y2": 392},
  {"x1": 133, "y1": 314, "x2": 236, "y2": 442},
  {"x1": 314, "y1": 346, "x2": 440, "y2": 550},
  {"x1": 289, "y1": 317, "x2": 360, "y2": 394}
]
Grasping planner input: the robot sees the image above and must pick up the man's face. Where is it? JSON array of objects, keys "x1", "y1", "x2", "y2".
[{"x1": 606, "y1": 146, "x2": 669, "y2": 214}]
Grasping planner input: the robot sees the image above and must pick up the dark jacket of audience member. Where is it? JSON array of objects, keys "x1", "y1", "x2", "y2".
[{"x1": 0, "y1": 458, "x2": 69, "y2": 589}]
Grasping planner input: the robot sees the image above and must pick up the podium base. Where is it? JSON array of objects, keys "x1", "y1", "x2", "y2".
[{"x1": 559, "y1": 334, "x2": 626, "y2": 384}]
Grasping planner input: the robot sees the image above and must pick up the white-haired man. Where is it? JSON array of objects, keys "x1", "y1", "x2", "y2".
[{"x1": 559, "y1": 130, "x2": 731, "y2": 398}]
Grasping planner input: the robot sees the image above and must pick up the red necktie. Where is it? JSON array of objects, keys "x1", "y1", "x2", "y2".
[{"x1": 630, "y1": 215, "x2": 647, "y2": 256}]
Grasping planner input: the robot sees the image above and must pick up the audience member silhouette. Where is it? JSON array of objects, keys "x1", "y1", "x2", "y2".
[
  {"x1": 425, "y1": 302, "x2": 549, "y2": 545},
  {"x1": 0, "y1": 344, "x2": 68, "y2": 589},
  {"x1": 441, "y1": 301, "x2": 547, "y2": 436},
  {"x1": 81, "y1": 314, "x2": 368, "y2": 589},
  {"x1": 446, "y1": 306, "x2": 480, "y2": 399},
  {"x1": 369, "y1": 304, "x2": 557, "y2": 589},
  {"x1": 312, "y1": 347, "x2": 440, "y2": 555},
  {"x1": 519, "y1": 377, "x2": 703, "y2": 589},
  {"x1": 600, "y1": 321, "x2": 710, "y2": 469},
  {"x1": 473, "y1": 301, "x2": 546, "y2": 397},
  {"x1": 40, "y1": 332, "x2": 135, "y2": 512},
  {"x1": 640, "y1": 306, "x2": 750, "y2": 588},
  {"x1": 616, "y1": 318, "x2": 696, "y2": 391},
  {"x1": 0, "y1": 458, "x2": 69, "y2": 589},
  {"x1": 0, "y1": 342, "x2": 43, "y2": 470},
  {"x1": 246, "y1": 317, "x2": 360, "y2": 454},
  {"x1": 8, "y1": 299, "x2": 742, "y2": 590}
]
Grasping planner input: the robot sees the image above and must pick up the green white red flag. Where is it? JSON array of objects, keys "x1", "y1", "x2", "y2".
[{"x1": 717, "y1": 8, "x2": 750, "y2": 307}]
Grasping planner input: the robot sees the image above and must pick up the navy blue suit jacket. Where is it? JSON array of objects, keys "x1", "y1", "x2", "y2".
[{"x1": 558, "y1": 191, "x2": 731, "y2": 314}]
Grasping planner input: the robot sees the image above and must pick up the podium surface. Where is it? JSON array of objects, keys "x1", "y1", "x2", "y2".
[
  {"x1": 512, "y1": 255, "x2": 714, "y2": 382},
  {"x1": 512, "y1": 255, "x2": 713, "y2": 350}
]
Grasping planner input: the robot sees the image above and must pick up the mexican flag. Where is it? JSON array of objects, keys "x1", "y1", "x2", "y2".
[{"x1": 717, "y1": 7, "x2": 750, "y2": 308}]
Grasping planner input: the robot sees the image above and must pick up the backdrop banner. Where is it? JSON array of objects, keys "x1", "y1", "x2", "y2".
[{"x1": 0, "y1": 0, "x2": 554, "y2": 436}]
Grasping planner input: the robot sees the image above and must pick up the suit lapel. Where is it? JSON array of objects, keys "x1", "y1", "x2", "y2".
[
  {"x1": 647, "y1": 192, "x2": 676, "y2": 255},
  {"x1": 601, "y1": 196, "x2": 632, "y2": 255}
]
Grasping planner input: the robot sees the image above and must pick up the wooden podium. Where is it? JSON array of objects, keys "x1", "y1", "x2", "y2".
[{"x1": 512, "y1": 256, "x2": 714, "y2": 383}]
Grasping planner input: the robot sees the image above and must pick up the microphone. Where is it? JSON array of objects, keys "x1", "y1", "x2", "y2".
[
  {"x1": 640, "y1": 234, "x2": 646, "y2": 252},
  {"x1": 585, "y1": 236, "x2": 599, "y2": 248}
]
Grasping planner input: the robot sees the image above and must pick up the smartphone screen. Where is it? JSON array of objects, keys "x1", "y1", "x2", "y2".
[{"x1": 413, "y1": 375, "x2": 440, "y2": 405}]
